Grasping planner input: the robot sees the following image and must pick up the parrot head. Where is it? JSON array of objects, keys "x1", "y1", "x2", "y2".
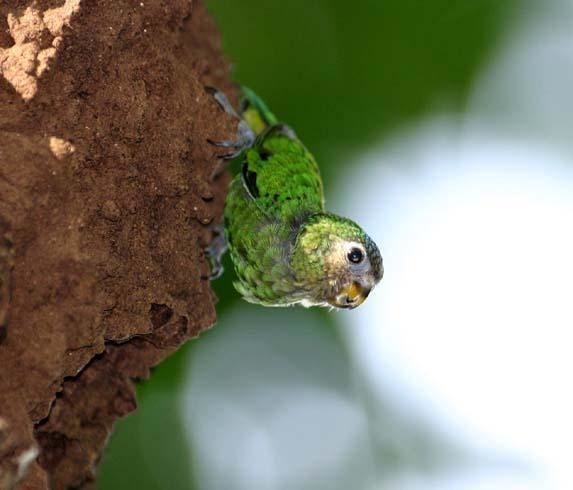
[{"x1": 291, "y1": 213, "x2": 383, "y2": 309}]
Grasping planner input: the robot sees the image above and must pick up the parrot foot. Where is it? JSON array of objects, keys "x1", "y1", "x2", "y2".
[
  {"x1": 205, "y1": 224, "x2": 228, "y2": 281},
  {"x1": 206, "y1": 86, "x2": 256, "y2": 161}
]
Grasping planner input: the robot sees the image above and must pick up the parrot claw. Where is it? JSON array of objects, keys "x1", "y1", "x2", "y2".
[
  {"x1": 206, "y1": 86, "x2": 256, "y2": 161},
  {"x1": 207, "y1": 122, "x2": 255, "y2": 160},
  {"x1": 205, "y1": 86, "x2": 240, "y2": 118},
  {"x1": 205, "y1": 225, "x2": 228, "y2": 281}
]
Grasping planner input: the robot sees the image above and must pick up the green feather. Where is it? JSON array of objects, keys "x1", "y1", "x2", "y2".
[{"x1": 223, "y1": 88, "x2": 383, "y2": 307}]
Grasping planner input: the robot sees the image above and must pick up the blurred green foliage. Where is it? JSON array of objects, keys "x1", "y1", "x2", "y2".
[
  {"x1": 208, "y1": 0, "x2": 514, "y2": 181},
  {"x1": 98, "y1": 1, "x2": 516, "y2": 488}
]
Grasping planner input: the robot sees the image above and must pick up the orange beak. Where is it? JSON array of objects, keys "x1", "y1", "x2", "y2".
[{"x1": 329, "y1": 281, "x2": 371, "y2": 309}]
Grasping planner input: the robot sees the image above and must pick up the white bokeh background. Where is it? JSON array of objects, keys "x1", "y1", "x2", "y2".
[
  {"x1": 339, "y1": 130, "x2": 573, "y2": 489},
  {"x1": 338, "y1": 0, "x2": 573, "y2": 486}
]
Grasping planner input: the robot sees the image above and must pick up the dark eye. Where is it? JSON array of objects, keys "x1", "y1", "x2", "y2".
[{"x1": 347, "y1": 247, "x2": 364, "y2": 264}]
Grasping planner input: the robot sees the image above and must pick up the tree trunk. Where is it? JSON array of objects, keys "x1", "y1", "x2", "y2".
[{"x1": 0, "y1": 1, "x2": 234, "y2": 488}]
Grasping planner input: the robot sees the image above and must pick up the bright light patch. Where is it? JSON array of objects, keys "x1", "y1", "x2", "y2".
[
  {"x1": 337, "y1": 125, "x2": 573, "y2": 489},
  {"x1": 180, "y1": 307, "x2": 376, "y2": 490}
]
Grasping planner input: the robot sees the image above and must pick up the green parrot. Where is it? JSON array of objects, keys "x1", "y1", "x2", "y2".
[{"x1": 207, "y1": 87, "x2": 383, "y2": 309}]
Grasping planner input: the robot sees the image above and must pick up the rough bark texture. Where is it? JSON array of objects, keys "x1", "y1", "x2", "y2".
[{"x1": 0, "y1": 1, "x2": 236, "y2": 488}]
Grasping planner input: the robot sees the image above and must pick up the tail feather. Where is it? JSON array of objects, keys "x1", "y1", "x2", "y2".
[{"x1": 240, "y1": 86, "x2": 278, "y2": 136}]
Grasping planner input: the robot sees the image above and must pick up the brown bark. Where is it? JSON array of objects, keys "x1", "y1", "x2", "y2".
[{"x1": 0, "y1": 1, "x2": 235, "y2": 488}]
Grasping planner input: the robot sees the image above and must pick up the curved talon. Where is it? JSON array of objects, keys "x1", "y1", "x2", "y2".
[
  {"x1": 205, "y1": 86, "x2": 240, "y2": 118},
  {"x1": 205, "y1": 224, "x2": 228, "y2": 281},
  {"x1": 208, "y1": 263, "x2": 224, "y2": 281},
  {"x1": 211, "y1": 149, "x2": 247, "y2": 161},
  {"x1": 206, "y1": 139, "x2": 241, "y2": 149},
  {"x1": 206, "y1": 138, "x2": 247, "y2": 161},
  {"x1": 217, "y1": 153, "x2": 241, "y2": 161},
  {"x1": 206, "y1": 87, "x2": 256, "y2": 161}
]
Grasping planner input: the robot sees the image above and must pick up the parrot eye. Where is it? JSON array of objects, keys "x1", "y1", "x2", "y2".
[{"x1": 347, "y1": 247, "x2": 364, "y2": 264}]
